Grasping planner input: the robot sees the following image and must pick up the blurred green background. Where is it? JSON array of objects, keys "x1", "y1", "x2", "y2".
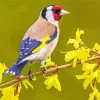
[{"x1": 0, "y1": 0, "x2": 100, "y2": 100}]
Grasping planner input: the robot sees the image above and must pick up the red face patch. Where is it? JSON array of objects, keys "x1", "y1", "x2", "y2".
[
  {"x1": 52, "y1": 5, "x2": 62, "y2": 11},
  {"x1": 52, "y1": 5, "x2": 62, "y2": 21},
  {"x1": 53, "y1": 13, "x2": 61, "y2": 21}
]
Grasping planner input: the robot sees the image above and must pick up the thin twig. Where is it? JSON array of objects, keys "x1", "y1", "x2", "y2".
[
  {"x1": 92, "y1": 78, "x2": 96, "y2": 90},
  {"x1": 92, "y1": 61, "x2": 100, "y2": 90},
  {"x1": 15, "y1": 77, "x2": 21, "y2": 95},
  {"x1": 89, "y1": 47, "x2": 100, "y2": 56},
  {"x1": 0, "y1": 56, "x2": 100, "y2": 88},
  {"x1": 81, "y1": 42, "x2": 100, "y2": 55},
  {"x1": 91, "y1": 49, "x2": 100, "y2": 56}
]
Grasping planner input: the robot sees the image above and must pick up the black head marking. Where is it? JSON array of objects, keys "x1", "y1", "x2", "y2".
[
  {"x1": 41, "y1": 5, "x2": 62, "y2": 21},
  {"x1": 41, "y1": 5, "x2": 54, "y2": 20},
  {"x1": 41, "y1": 8, "x2": 47, "y2": 20}
]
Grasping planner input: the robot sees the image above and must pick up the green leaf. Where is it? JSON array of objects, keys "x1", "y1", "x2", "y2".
[
  {"x1": 22, "y1": 79, "x2": 33, "y2": 89},
  {"x1": 94, "y1": 43, "x2": 100, "y2": 52},
  {"x1": 65, "y1": 51, "x2": 75, "y2": 62}
]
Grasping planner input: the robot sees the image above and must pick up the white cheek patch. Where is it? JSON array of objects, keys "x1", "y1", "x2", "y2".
[
  {"x1": 45, "y1": 8, "x2": 59, "y2": 26},
  {"x1": 46, "y1": 11, "x2": 54, "y2": 21},
  {"x1": 47, "y1": 6, "x2": 52, "y2": 10},
  {"x1": 45, "y1": 11, "x2": 58, "y2": 26}
]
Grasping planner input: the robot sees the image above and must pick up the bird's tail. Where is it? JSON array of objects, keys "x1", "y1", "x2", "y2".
[{"x1": 4, "y1": 61, "x2": 28, "y2": 76}]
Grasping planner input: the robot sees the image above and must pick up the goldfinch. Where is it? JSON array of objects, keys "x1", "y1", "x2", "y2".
[{"x1": 4, "y1": 5, "x2": 70, "y2": 76}]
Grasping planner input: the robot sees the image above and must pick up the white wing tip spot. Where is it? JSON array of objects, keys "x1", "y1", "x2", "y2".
[
  {"x1": 5, "y1": 70, "x2": 9, "y2": 74},
  {"x1": 10, "y1": 71, "x2": 13, "y2": 74},
  {"x1": 13, "y1": 72, "x2": 15, "y2": 75}
]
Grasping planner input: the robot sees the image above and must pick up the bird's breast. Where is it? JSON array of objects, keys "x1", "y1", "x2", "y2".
[{"x1": 37, "y1": 30, "x2": 59, "y2": 60}]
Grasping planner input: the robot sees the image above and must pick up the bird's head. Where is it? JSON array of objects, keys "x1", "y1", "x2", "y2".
[{"x1": 41, "y1": 5, "x2": 70, "y2": 25}]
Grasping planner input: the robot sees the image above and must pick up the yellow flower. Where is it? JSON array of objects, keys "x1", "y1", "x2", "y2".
[
  {"x1": 89, "y1": 92, "x2": 96, "y2": 100},
  {"x1": 0, "y1": 85, "x2": 21, "y2": 100},
  {"x1": 67, "y1": 28, "x2": 84, "y2": 49},
  {"x1": 65, "y1": 51, "x2": 75, "y2": 62},
  {"x1": 76, "y1": 28, "x2": 84, "y2": 42},
  {"x1": 22, "y1": 79, "x2": 33, "y2": 89},
  {"x1": 12, "y1": 95, "x2": 19, "y2": 100},
  {"x1": 65, "y1": 47, "x2": 90, "y2": 67},
  {"x1": 83, "y1": 75, "x2": 94, "y2": 90},
  {"x1": 0, "y1": 63, "x2": 7, "y2": 83},
  {"x1": 44, "y1": 74, "x2": 61, "y2": 91},
  {"x1": 93, "y1": 43, "x2": 100, "y2": 52},
  {"x1": 96, "y1": 70, "x2": 100, "y2": 83},
  {"x1": 88, "y1": 87, "x2": 100, "y2": 100},
  {"x1": 72, "y1": 57, "x2": 77, "y2": 68},
  {"x1": 76, "y1": 71, "x2": 90, "y2": 80},
  {"x1": 76, "y1": 69, "x2": 99, "y2": 90},
  {"x1": 82, "y1": 63, "x2": 96, "y2": 72},
  {"x1": 44, "y1": 56, "x2": 55, "y2": 68},
  {"x1": 75, "y1": 47, "x2": 90, "y2": 63}
]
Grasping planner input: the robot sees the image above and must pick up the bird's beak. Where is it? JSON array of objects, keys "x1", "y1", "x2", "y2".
[{"x1": 60, "y1": 9, "x2": 70, "y2": 15}]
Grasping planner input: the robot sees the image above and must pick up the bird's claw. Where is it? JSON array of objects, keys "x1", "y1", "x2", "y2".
[
  {"x1": 42, "y1": 67, "x2": 47, "y2": 76},
  {"x1": 28, "y1": 71, "x2": 33, "y2": 80},
  {"x1": 15, "y1": 76, "x2": 21, "y2": 81}
]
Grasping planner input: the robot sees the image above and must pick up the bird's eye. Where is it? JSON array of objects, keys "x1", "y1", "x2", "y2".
[{"x1": 52, "y1": 9, "x2": 60, "y2": 14}]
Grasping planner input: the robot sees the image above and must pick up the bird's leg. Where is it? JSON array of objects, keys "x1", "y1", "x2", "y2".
[
  {"x1": 28, "y1": 61, "x2": 33, "y2": 80},
  {"x1": 41, "y1": 61, "x2": 47, "y2": 76}
]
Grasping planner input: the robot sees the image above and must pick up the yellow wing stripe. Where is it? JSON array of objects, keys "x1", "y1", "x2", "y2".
[{"x1": 32, "y1": 35, "x2": 50, "y2": 54}]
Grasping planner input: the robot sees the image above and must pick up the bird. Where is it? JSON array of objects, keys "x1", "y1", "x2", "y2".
[{"x1": 4, "y1": 5, "x2": 70, "y2": 77}]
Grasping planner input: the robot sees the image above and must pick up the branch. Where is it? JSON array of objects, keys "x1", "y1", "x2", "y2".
[{"x1": 0, "y1": 56, "x2": 100, "y2": 88}]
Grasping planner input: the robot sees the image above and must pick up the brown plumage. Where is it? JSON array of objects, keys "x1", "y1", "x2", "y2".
[{"x1": 23, "y1": 16, "x2": 57, "y2": 40}]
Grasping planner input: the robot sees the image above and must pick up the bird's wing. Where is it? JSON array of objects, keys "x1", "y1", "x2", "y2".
[{"x1": 17, "y1": 29, "x2": 57, "y2": 64}]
